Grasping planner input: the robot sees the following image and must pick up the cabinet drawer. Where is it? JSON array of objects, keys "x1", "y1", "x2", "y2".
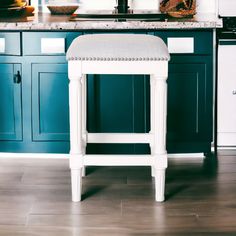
[
  {"x1": 0, "y1": 33, "x2": 21, "y2": 56},
  {"x1": 23, "y1": 32, "x2": 82, "y2": 55},
  {"x1": 154, "y1": 31, "x2": 213, "y2": 55}
]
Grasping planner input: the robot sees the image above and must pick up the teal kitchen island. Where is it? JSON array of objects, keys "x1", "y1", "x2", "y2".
[{"x1": 0, "y1": 13, "x2": 222, "y2": 156}]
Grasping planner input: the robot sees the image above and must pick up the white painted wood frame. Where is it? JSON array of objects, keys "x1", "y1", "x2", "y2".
[{"x1": 68, "y1": 59, "x2": 168, "y2": 202}]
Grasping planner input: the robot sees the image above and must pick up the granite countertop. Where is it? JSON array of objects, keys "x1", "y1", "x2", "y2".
[{"x1": 0, "y1": 12, "x2": 222, "y2": 30}]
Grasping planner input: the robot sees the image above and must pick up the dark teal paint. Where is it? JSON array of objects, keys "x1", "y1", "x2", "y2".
[
  {"x1": 0, "y1": 30, "x2": 214, "y2": 155},
  {"x1": 22, "y1": 32, "x2": 82, "y2": 56},
  {"x1": 32, "y1": 63, "x2": 69, "y2": 141},
  {"x1": 155, "y1": 30, "x2": 213, "y2": 55},
  {"x1": 167, "y1": 56, "x2": 212, "y2": 141},
  {"x1": 0, "y1": 63, "x2": 22, "y2": 141},
  {"x1": 0, "y1": 33, "x2": 21, "y2": 56},
  {"x1": 86, "y1": 74, "x2": 149, "y2": 154}
]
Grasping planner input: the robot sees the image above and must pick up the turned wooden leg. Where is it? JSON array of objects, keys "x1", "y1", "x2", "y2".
[
  {"x1": 81, "y1": 75, "x2": 87, "y2": 177},
  {"x1": 150, "y1": 74, "x2": 156, "y2": 179},
  {"x1": 150, "y1": 74, "x2": 168, "y2": 202},
  {"x1": 68, "y1": 66, "x2": 84, "y2": 202}
]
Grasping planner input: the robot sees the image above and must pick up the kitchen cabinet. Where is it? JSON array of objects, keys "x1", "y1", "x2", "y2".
[
  {"x1": 88, "y1": 31, "x2": 213, "y2": 154},
  {"x1": 87, "y1": 56, "x2": 213, "y2": 154},
  {"x1": 0, "y1": 33, "x2": 21, "y2": 56},
  {"x1": 0, "y1": 63, "x2": 22, "y2": 141},
  {"x1": 31, "y1": 63, "x2": 69, "y2": 141},
  {"x1": 86, "y1": 74, "x2": 150, "y2": 154},
  {"x1": 157, "y1": 30, "x2": 213, "y2": 153},
  {"x1": 0, "y1": 30, "x2": 214, "y2": 155},
  {"x1": 167, "y1": 55, "x2": 213, "y2": 153}
]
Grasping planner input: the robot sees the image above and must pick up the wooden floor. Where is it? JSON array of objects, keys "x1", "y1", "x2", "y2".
[{"x1": 0, "y1": 152, "x2": 236, "y2": 235}]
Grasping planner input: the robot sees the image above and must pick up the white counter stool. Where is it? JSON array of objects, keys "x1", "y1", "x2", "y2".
[{"x1": 66, "y1": 34, "x2": 170, "y2": 202}]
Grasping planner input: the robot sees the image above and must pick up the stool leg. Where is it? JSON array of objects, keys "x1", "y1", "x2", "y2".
[
  {"x1": 155, "y1": 169, "x2": 166, "y2": 202},
  {"x1": 69, "y1": 73, "x2": 84, "y2": 202},
  {"x1": 81, "y1": 75, "x2": 87, "y2": 177},
  {"x1": 82, "y1": 167, "x2": 86, "y2": 177},
  {"x1": 150, "y1": 74, "x2": 168, "y2": 202},
  {"x1": 71, "y1": 168, "x2": 82, "y2": 202},
  {"x1": 151, "y1": 166, "x2": 155, "y2": 177},
  {"x1": 150, "y1": 74, "x2": 156, "y2": 178}
]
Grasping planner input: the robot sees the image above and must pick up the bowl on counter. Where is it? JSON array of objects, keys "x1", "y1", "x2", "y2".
[{"x1": 47, "y1": 5, "x2": 79, "y2": 15}]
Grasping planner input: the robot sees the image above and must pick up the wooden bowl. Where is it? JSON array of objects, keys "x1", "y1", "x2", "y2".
[{"x1": 47, "y1": 5, "x2": 78, "y2": 15}]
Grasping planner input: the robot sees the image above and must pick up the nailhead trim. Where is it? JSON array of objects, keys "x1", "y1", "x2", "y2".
[{"x1": 67, "y1": 56, "x2": 170, "y2": 61}]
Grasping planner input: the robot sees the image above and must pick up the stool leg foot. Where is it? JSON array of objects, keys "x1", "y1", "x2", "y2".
[
  {"x1": 151, "y1": 166, "x2": 155, "y2": 177},
  {"x1": 71, "y1": 168, "x2": 82, "y2": 202},
  {"x1": 155, "y1": 168, "x2": 166, "y2": 202},
  {"x1": 82, "y1": 166, "x2": 86, "y2": 177}
]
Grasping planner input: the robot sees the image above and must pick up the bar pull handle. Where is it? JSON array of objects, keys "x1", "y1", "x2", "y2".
[
  {"x1": 41, "y1": 38, "x2": 65, "y2": 54},
  {"x1": 167, "y1": 37, "x2": 194, "y2": 53},
  {"x1": 14, "y1": 71, "x2": 21, "y2": 84},
  {"x1": 0, "y1": 38, "x2": 5, "y2": 53}
]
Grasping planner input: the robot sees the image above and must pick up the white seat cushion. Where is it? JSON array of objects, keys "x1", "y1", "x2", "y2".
[{"x1": 67, "y1": 34, "x2": 170, "y2": 61}]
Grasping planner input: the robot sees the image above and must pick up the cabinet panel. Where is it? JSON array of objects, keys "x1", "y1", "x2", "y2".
[
  {"x1": 32, "y1": 63, "x2": 69, "y2": 141},
  {"x1": 86, "y1": 74, "x2": 149, "y2": 154},
  {"x1": 87, "y1": 56, "x2": 212, "y2": 153},
  {"x1": 0, "y1": 30, "x2": 213, "y2": 155},
  {"x1": 155, "y1": 31, "x2": 213, "y2": 55},
  {"x1": 23, "y1": 32, "x2": 82, "y2": 56},
  {"x1": 0, "y1": 33, "x2": 21, "y2": 56},
  {"x1": 87, "y1": 74, "x2": 148, "y2": 133},
  {"x1": 0, "y1": 64, "x2": 22, "y2": 140},
  {"x1": 168, "y1": 62, "x2": 205, "y2": 139},
  {"x1": 167, "y1": 56, "x2": 213, "y2": 152}
]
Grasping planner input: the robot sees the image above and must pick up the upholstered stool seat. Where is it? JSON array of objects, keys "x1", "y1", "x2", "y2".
[
  {"x1": 67, "y1": 34, "x2": 170, "y2": 61},
  {"x1": 67, "y1": 34, "x2": 170, "y2": 202}
]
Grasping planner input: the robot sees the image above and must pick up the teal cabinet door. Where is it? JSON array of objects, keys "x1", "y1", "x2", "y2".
[
  {"x1": 167, "y1": 55, "x2": 213, "y2": 153},
  {"x1": 0, "y1": 64, "x2": 22, "y2": 141},
  {"x1": 87, "y1": 74, "x2": 148, "y2": 132},
  {"x1": 31, "y1": 63, "x2": 69, "y2": 141},
  {"x1": 87, "y1": 74, "x2": 149, "y2": 154},
  {"x1": 87, "y1": 55, "x2": 213, "y2": 154}
]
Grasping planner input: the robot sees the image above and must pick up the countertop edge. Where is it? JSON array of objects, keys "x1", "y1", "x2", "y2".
[{"x1": 0, "y1": 13, "x2": 223, "y2": 31}]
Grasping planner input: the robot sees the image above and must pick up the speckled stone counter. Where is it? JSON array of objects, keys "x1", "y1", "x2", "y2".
[{"x1": 0, "y1": 12, "x2": 222, "y2": 30}]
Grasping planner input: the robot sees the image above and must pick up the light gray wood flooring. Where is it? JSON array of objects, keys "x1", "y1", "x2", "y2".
[{"x1": 0, "y1": 153, "x2": 236, "y2": 235}]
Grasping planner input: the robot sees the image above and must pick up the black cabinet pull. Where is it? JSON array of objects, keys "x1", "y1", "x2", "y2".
[{"x1": 14, "y1": 71, "x2": 21, "y2": 84}]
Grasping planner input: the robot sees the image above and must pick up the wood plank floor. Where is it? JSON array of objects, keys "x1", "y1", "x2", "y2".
[{"x1": 0, "y1": 152, "x2": 236, "y2": 235}]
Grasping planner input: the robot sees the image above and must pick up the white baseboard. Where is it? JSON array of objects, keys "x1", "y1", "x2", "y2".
[
  {"x1": 0, "y1": 153, "x2": 69, "y2": 159},
  {"x1": 168, "y1": 153, "x2": 204, "y2": 159},
  {"x1": 0, "y1": 152, "x2": 204, "y2": 159}
]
